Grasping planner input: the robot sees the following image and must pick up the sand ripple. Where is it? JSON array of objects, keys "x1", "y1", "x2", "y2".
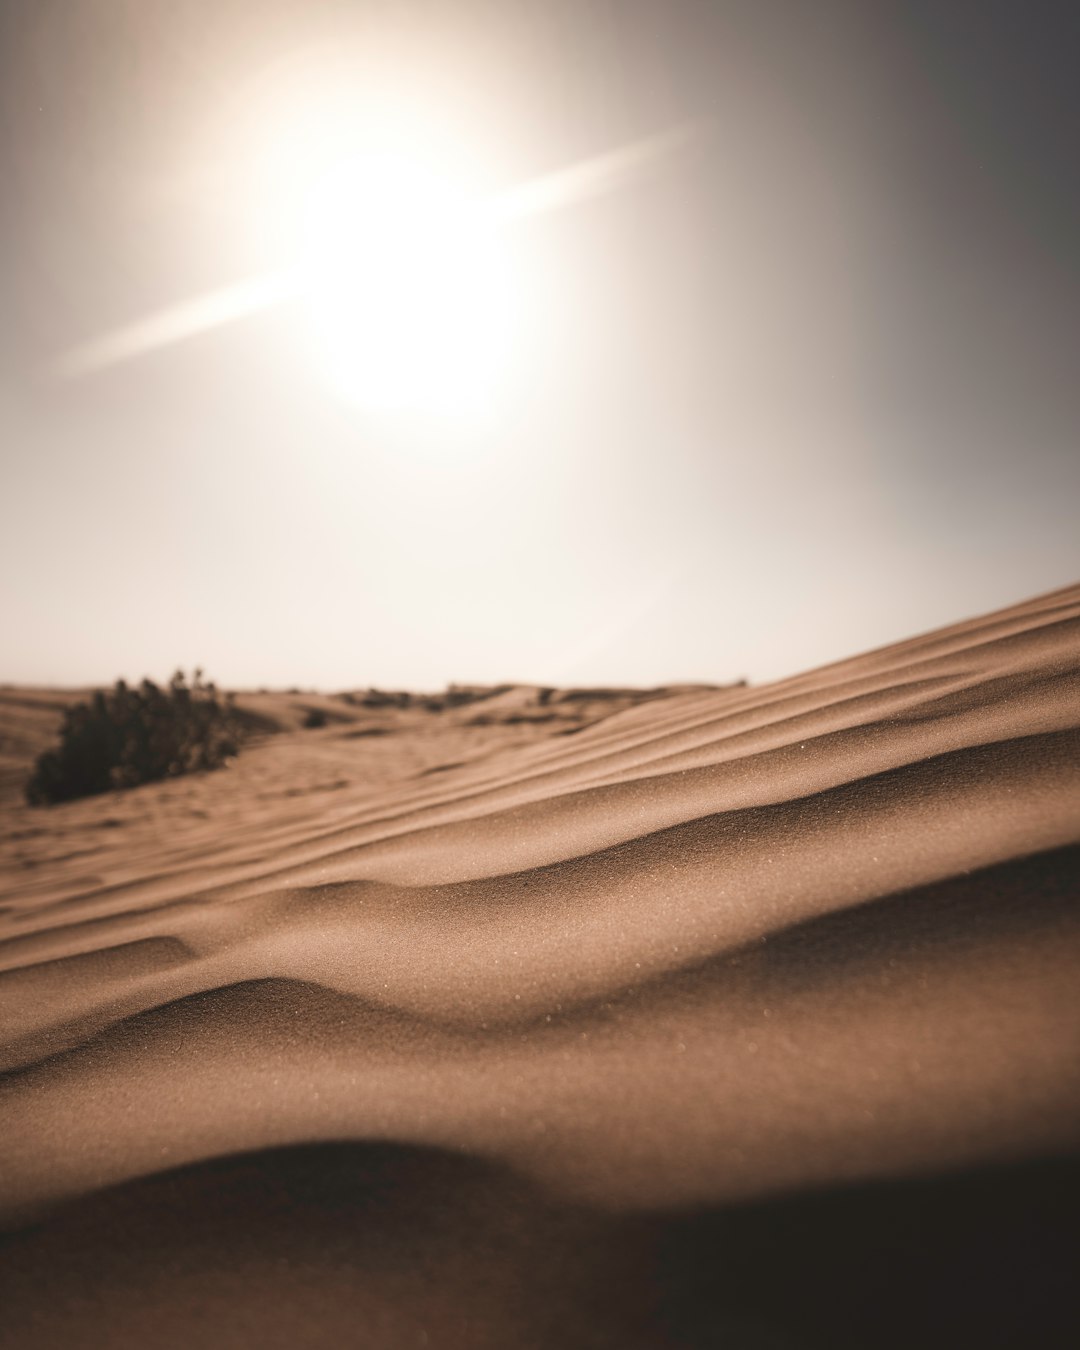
[{"x1": 1, "y1": 586, "x2": 1078, "y2": 1346}]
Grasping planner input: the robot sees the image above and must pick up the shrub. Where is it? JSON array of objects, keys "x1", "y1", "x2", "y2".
[
  {"x1": 25, "y1": 670, "x2": 241, "y2": 805},
  {"x1": 302, "y1": 707, "x2": 328, "y2": 729}
]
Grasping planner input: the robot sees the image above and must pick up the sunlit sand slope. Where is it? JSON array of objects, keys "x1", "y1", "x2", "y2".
[{"x1": 1, "y1": 585, "x2": 1078, "y2": 1347}]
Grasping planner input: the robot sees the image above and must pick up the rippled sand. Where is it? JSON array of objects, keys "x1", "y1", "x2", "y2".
[{"x1": 2, "y1": 586, "x2": 1078, "y2": 1347}]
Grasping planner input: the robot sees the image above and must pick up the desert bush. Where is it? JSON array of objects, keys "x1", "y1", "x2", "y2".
[
  {"x1": 25, "y1": 670, "x2": 241, "y2": 805},
  {"x1": 360, "y1": 688, "x2": 413, "y2": 709},
  {"x1": 302, "y1": 707, "x2": 328, "y2": 729}
]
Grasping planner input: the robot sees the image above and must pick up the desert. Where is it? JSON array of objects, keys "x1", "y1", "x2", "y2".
[
  {"x1": 1, "y1": 583, "x2": 1078, "y2": 1347},
  {"x1": 4, "y1": 3, "x2": 1080, "y2": 1343}
]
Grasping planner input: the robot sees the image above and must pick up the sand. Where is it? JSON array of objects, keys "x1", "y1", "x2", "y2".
[{"x1": 1, "y1": 585, "x2": 1078, "y2": 1347}]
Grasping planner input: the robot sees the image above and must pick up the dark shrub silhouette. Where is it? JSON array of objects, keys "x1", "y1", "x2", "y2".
[
  {"x1": 302, "y1": 707, "x2": 328, "y2": 729},
  {"x1": 26, "y1": 670, "x2": 241, "y2": 805}
]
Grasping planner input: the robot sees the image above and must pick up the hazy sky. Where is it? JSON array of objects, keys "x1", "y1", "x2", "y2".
[{"x1": 2, "y1": 0, "x2": 1078, "y2": 690}]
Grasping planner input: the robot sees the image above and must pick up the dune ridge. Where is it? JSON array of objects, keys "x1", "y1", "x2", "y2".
[{"x1": 2, "y1": 584, "x2": 1079, "y2": 1345}]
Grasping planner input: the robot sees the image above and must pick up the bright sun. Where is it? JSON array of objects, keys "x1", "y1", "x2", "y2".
[
  {"x1": 295, "y1": 151, "x2": 513, "y2": 413},
  {"x1": 50, "y1": 82, "x2": 689, "y2": 394}
]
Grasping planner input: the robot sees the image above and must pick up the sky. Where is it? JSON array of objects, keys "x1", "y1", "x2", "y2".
[{"x1": 2, "y1": 0, "x2": 1078, "y2": 691}]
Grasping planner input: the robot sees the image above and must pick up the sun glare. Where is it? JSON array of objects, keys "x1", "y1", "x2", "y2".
[
  {"x1": 295, "y1": 150, "x2": 513, "y2": 413},
  {"x1": 48, "y1": 69, "x2": 693, "y2": 398}
]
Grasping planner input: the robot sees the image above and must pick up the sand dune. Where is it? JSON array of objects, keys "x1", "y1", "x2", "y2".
[{"x1": 1, "y1": 585, "x2": 1079, "y2": 1347}]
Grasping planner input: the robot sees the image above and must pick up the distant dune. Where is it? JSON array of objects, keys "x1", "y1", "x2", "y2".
[{"x1": 1, "y1": 586, "x2": 1078, "y2": 1348}]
